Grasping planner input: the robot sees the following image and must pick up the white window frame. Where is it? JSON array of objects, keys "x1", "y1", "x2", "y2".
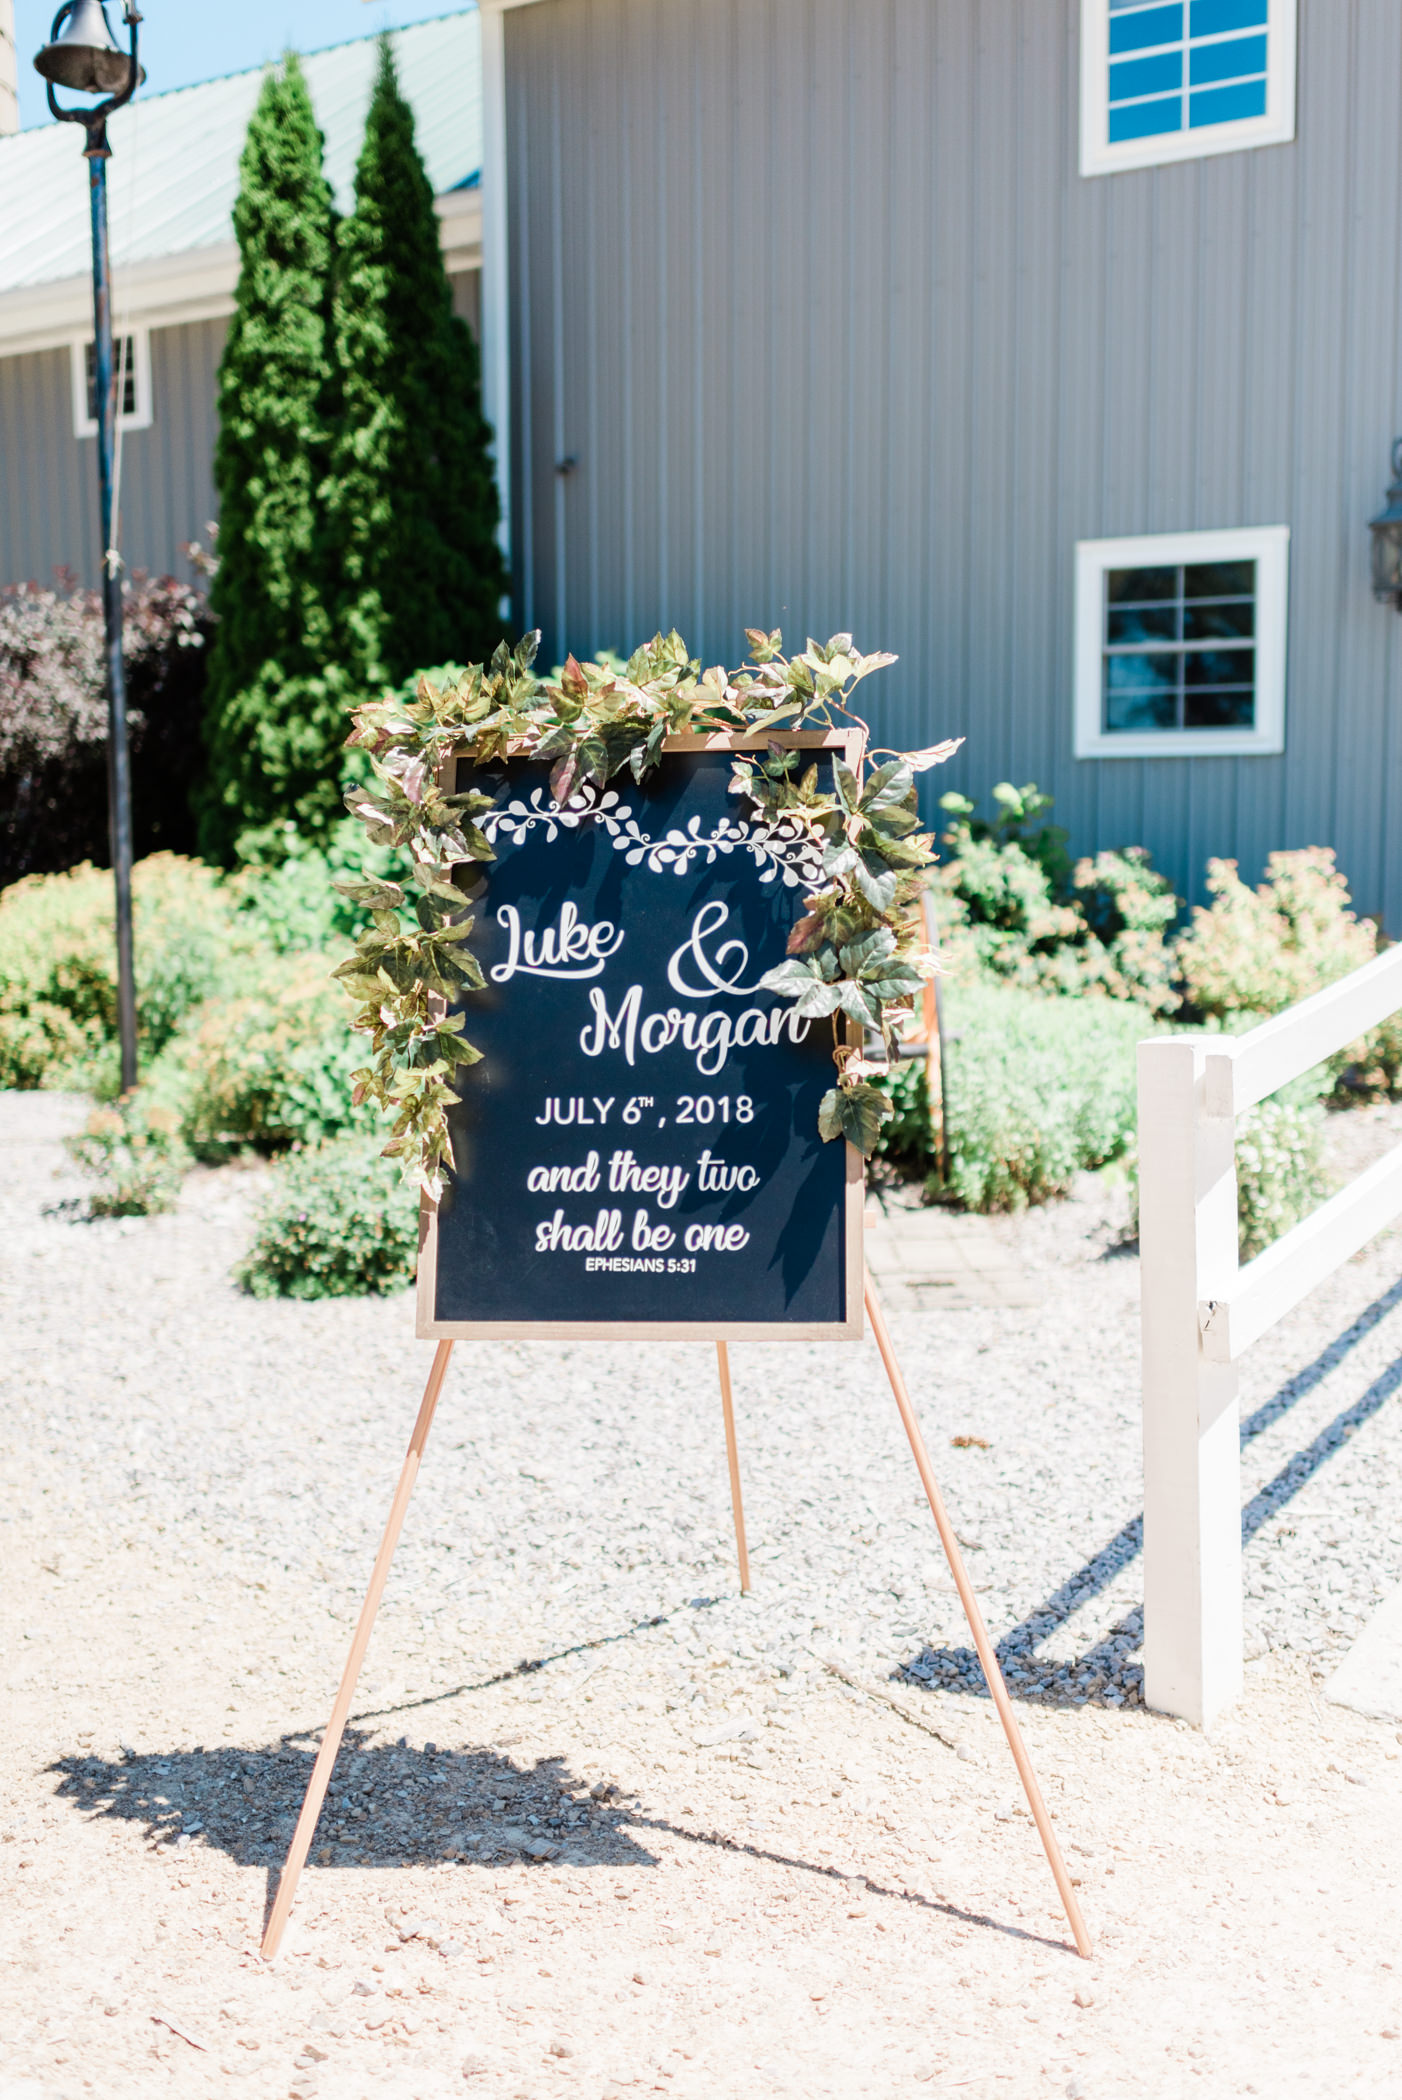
[
  {"x1": 1074, "y1": 526, "x2": 1289, "y2": 760},
  {"x1": 70, "y1": 326, "x2": 153, "y2": 438},
  {"x1": 1080, "y1": 0, "x2": 1296, "y2": 179}
]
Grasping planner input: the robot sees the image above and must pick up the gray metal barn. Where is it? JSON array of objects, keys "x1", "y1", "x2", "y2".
[
  {"x1": 483, "y1": 0, "x2": 1402, "y2": 925},
  {"x1": 3, "y1": 0, "x2": 1399, "y2": 925}
]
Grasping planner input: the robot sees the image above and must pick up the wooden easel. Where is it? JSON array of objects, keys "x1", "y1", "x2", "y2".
[{"x1": 261, "y1": 1276, "x2": 1090, "y2": 1960}]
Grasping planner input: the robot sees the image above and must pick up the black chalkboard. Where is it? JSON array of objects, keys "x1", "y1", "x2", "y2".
[{"x1": 417, "y1": 735, "x2": 862, "y2": 1337}]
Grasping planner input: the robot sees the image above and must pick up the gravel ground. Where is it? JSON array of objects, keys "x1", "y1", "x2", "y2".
[{"x1": 2, "y1": 1089, "x2": 1401, "y2": 2100}]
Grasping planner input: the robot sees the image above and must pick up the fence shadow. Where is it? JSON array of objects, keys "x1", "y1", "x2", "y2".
[{"x1": 900, "y1": 1275, "x2": 1402, "y2": 1710}]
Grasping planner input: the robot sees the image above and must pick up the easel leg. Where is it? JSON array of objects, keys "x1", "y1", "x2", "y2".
[
  {"x1": 715, "y1": 1341, "x2": 751, "y2": 1594},
  {"x1": 261, "y1": 1340, "x2": 455, "y2": 1959},
  {"x1": 863, "y1": 1271, "x2": 1092, "y2": 1959}
]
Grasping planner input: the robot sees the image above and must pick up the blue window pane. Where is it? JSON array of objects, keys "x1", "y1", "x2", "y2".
[
  {"x1": 1184, "y1": 690, "x2": 1255, "y2": 728},
  {"x1": 1110, "y1": 50, "x2": 1183, "y2": 102},
  {"x1": 1107, "y1": 652, "x2": 1178, "y2": 689},
  {"x1": 1108, "y1": 565, "x2": 1178, "y2": 602},
  {"x1": 1108, "y1": 606, "x2": 1179, "y2": 644},
  {"x1": 1109, "y1": 5, "x2": 1183, "y2": 55},
  {"x1": 1106, "y1": 678, "x2": 1179, "y2": 733},
  {"x1": 1189, "y1": 32, "x2": 1267, "y2": 85},
  {"x1": 1184, "y1": 648, "x2": 1255, "y2": 686},
  {"x1": 1184, "y1": 560, "x2": 1255, "y2": 596},
  {"x1": 1183, "y1": 601, "x2": 1254, "y2": 640},
  {"x1": 1189, "y1": 0, "x2": 1268, "y2": 35},
  {"x1": 1109, "y1": 95, "x2": 1184, "y2": 141},
  {"x1": 1190, "y1": 77, "x2": 1268, "y2": 126}
]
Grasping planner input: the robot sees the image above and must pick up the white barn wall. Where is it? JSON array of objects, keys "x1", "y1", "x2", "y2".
[
  {"x1": 0, "y1": 318, "x2": 227, "y2": 588},
  {"x1": 0, "y1": 265, "x2": 482, "y2": 593}
]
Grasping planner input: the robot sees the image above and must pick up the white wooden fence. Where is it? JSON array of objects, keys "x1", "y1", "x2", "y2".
[{"x1": 1138, "y1": 943, "x2": 1402, "y2": 1727}]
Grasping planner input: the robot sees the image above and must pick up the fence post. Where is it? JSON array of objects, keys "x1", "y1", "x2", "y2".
[{"x1": 1138, "y1": 1037, "x2": 1242, "y2": 1727}]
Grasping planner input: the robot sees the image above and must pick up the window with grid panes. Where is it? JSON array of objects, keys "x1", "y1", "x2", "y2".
[
  {"x1": 1081, "y1": 0, "x2": 1295, "y2": 176},
  {"x1": 84, "y1": 336, "x2": 139, "y2": 423},
  {"x1": 1073, "y1": 527, "x2": 1288, "y2": 758},
  {"x1": 1103, "y1": 559, "x2": 1256, "y2": 733}
]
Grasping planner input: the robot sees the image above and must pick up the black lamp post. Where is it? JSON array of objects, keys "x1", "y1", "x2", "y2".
[
  {"x1": 1368, "y1": 438, "x2": 1402, "y2": 612},
  {"x1": 34, "y1": 0, "x2": 144, "y2": 1091}
]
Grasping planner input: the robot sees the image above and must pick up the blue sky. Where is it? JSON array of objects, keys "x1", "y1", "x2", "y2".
[{"x1": 15, "y1": 0, "x2": 470, "y2": 129}]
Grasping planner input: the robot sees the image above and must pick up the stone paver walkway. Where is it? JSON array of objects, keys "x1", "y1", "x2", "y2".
[{"x1": 865, "y1": 1198, "x2": 1049, "y2": 1313}]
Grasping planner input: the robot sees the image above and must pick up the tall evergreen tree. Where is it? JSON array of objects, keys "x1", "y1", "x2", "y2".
[
  {"x1": 199, "y1": 55, "x2": 343, "y2": 863},
  {"x1": 327, "y1": 37, "x2": 506, "y2": 687}
]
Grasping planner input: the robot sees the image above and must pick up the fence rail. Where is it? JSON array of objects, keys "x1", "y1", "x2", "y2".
[{"x1": 1138, "y1": 943, "x2": 1402, "y2": 1727}]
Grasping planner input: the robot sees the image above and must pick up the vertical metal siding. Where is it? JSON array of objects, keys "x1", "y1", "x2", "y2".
[
  {"x1": 0, "y1": 315, "x2": 225, "y2": 589},
  {"x1": 0, "y1": 343, "x2": 94, "y2": 583},
  {"x1": 506, "y1": 0, "x2": 1402, "y2": 924}
]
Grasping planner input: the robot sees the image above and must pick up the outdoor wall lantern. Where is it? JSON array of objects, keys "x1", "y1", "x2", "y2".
[
  {"x1": 33, "y1": 1, "x2": 144, "y2": 1091},
  {"x1": 1368, "y1": 439, "x2": 1402, "y2": 611}
]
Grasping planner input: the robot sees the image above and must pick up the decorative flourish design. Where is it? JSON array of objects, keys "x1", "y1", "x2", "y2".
[
  {"x1": 480, "y1": 784, "x2": 827, "y2": 888},
  {"x1": 478, "y1": 783, "x2": 621, "y2": 846}
]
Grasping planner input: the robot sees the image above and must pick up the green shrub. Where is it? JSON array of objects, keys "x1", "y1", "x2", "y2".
[
  {"x1": 1176, "y1": 850, "x2": 1374, "y2": 1017},
  {"x1": 935, "y1": 784, "x2": 1180, "y2": 1011},
  {"x1": 1235, "y1": 1097, "x2": 1328, "y2": 1261},
  {"x1": 324, "y1": 38, "x2": 506, "y2": 698},
  {"x1": 236, "y1": 1136, "x2": 418, "y2": 1298},
  {"x1": 64, "y1": 1096, "x2": 188, "y2": 1217},
  {"x1": 0, "y1": 853, "x2": 250, "y2": 1088},
  {"x1": 235, "y1": 815, "x2": 414, "y2": 955},
  {"x1": 1071, "y1": 848, "x2": 1182, "y2": 1013},
  {"x1": 150, "y1": 951, "x2": 369, "y2": 1162},
  {"x1": 199, "y1": 54, "x2": 346, "y2": 865},
  {"x1": 1, "y1": 572, "x2": 211, "y2": 886},
  {"x1": 1176, "y1": 850, "x2": 1401, "y2": 1100},
  {"x1": 878, "y1": 982, "x2": 1151, "y2": 1211}
]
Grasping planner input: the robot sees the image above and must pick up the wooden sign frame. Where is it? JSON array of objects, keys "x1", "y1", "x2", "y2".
[{"x1": 415, "y1": 729, "x2": 866, "y2": 1344}]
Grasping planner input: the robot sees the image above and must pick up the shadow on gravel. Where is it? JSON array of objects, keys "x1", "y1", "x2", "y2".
[
  {"x1": 46, "y1": 1741, "x2": 1075, "y2": 1956},
  {"x1": 900, "y1": 1274, "x2": 1402, "y2": 1712},
  {"x1": 335, "y1": 1598, "x2": 717, "y2": 1734},
  {"x1": 629, "y1": 1814, "x2": 1074, "y2": 1955},
  {"x1": 47, "y1": 1733, "x2": 656, "y2": 1877}
]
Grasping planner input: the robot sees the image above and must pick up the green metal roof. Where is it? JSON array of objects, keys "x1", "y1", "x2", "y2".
[{"x1": 0, "y1": 9, "x2": 480, "y2": 295}]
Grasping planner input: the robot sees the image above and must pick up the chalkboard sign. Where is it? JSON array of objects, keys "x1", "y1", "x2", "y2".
[{"x1": 416, "y1": 732, "x2": 864, "y2": 1338}]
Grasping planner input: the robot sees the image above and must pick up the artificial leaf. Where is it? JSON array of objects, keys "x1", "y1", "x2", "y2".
[
  {"x1": 533, "y1": 722, "x2": 576, "y2": 761},
  {"x1": 822, "y1": 837, "x2": 860, "y2": 880},
  {"x1": 792, "y1": 978, "x2": 845, "y2": 1020},
  {"x1": 905, "y1": 738, "x2": 963, "y2": 771},
  {"x1": 827, "y1": 1080, "x2": 892, "y2": 1156},
  {"x1": 835, "y1": 979, "x2": 881, "y2": 1027},
  {"x1": 853, "y1": 856, "x2": 900, "y2": 913},
  {"x1": 785, "y1": 911, "x2": 825, "y2": 955},
  {"x1": 758, "y1": 957, "x2": 819, "y2": 996},
  {"x1": 833, "y1": 761, "x2": 862, "y2": 812},
  {"x1": 838, "y1": 928, "x2": 897, "y2": 977},
  {"x1": 333, "y1": 878, "x2": 406, "y2": 909}
]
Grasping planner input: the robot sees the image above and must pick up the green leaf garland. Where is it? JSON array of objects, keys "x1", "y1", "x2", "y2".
[{"x1": 338, "y1": 629, "x2": 960, "y2": 1194}]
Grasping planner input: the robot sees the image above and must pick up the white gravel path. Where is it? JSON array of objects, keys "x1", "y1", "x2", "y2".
[{"x1": 2, "y1": 1090, "x2": 1401, "y2": 2100}]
